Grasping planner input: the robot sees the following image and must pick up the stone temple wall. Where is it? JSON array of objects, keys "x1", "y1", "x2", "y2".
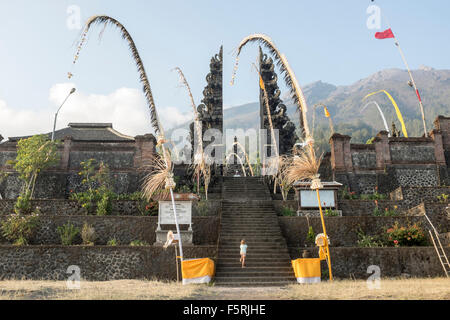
[
  {"x1": 329, "y1": 116, "x2": 449, "y2": 194},
  {"x1": 0, "y1": 134, "x2": 156, "y2": 199}
]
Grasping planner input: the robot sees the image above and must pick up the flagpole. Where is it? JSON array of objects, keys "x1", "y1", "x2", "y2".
[
  {"x1": 392, "y1": 36, "x2": 428, "y2": 136},
  {"x1": 378, "y1": 7, "x2": 428, "y2": 136}
]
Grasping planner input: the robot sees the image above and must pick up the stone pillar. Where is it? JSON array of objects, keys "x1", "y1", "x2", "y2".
[
  {"x1": 430, "y1": 129, "x2": 446, "y2": 165},
  {"x1": 329, "y1": 134, "x2": 352, "y2": 172},
  {"x1": 134, "y1": 134, "x2": 157, "y2": 168},
  {"x1": 434, "y1": 115, "x2": 450, "y2": 151},
  {"x1": 60, "y1": 136, "x2": 72, "y2": 170},
  {"x1": 374, "y1": 131, "x2": 391, "y2": 170}
]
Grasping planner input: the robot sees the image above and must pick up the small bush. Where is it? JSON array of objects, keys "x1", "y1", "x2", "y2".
[
  {"x1": 13, "y1": 190, "x2": 32, "y2": 215},
  {"x1": 356, "y1": 229, "x2": 384, "y2": 248},
  {"x1": 196, "y1": 201, "x2": 209, "y2": 216},
  {"x1": 305, "y1": 226, "x2": 315, "y2": 246},
  {"x1": 107, "y1": 238, "x2": 118, "y2": 246},
  {"x1": 384, "y1": 221, "x2": 427, "y2": 247},
  {"x1": 281, "y1": 207, "x2": 295, "y2": 216},
  {"x1": 437, "y1": 194, "x2": 449, "y2": 203},
  {"x1": 324, "y1": 208, "x2": 340, "y2": 217},
  {"x1": 96, "y1": 188, "x2": 113, "y2": 216},
  {"x1": 57, "y1": 223, "x2": 80, "y2": 246},
  {"x1": 81, "y1": 223, "x2": 96, "y2": 245},
  {"x1": 138, "y1": 200, "x2": 158, "y2": 216},
  {"x1": 1, "y1": 212, "x2": 40, "y2": 245},
  {"x1": 130, "y1": 240, "x2": 149, "y2": 246}
]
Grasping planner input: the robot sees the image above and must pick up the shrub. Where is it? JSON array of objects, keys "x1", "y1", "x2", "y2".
[
  {"x1": 340, "y1": 188, "x2": 358, "y2": 200},
  {"x1": 373, "y1": 202, "x2": 399, "y2": 217},
  {"x1": 324, "y1": 208, "x2": 340, "y2": 217},
  {"x1": 57, "y1": 223, "x2": 80, "y2": 245},
  {"x1": 305, "y1": 226, "x2": 315, "y2": 246},
  {"x1": 81, "y1": 223, "x2": 96, "y2": 245},
  {"x1": 437, "y1": 194, "x2": 449, "y2": 203},
  {"x1": 13, "y1": 190, "x2": 32, "y2": 215},
  {"x1": 356, "y1": 229, "x2": 384, "y2": 248},
  {"x1": 196, "y1": 201, "x2": 209, "y2": 216},
  {"x1": 107, "y1": 238, "x2": 118, "y2": 246},
  {"x1": 130, "y1": 240, "x2": 149, "y2": 246},
  {"x1": 281, "y1": 207, "x2": 295, "y2": 216},
  {"x1": 138, "y1": 200, "x2": 158, "y2": 216},
  {"x1": 384, "y1": 221, "x2": 427, "y2": 247},
  {"x1": 1, "y1": 212, "x2": 40, "y2": 245},
  {"x1": 70, "y1": 160, "x2": 114, "y2": 215},
  {"x1": 96, "y1": 188, "x2": 113, "y2": 216},
  {"x1": 10, "y1": 135, "x2": 60, "y2": 199}
]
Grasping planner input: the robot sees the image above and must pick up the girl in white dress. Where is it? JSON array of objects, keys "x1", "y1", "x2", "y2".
[{"x1": 240, "y1": 239, "x2": 248, "y2": 268}]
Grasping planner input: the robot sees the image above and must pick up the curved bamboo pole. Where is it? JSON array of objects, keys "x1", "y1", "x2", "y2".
[
  {"x1": 361, "y1": 101, "x2": 390, "y2": 136},
  {"x1": 231, "y1": 141, "x2": 254, "y2": 177},
  {"x1": 231, "y1": 34, "x2": 310, "y2": 140},
  {"x1": 225, "y1": 152, "x2": 247, "y2": 177}
]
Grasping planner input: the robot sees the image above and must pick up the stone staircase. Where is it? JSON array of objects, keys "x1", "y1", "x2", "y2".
[{"x1": 215, "y1": 177, "x2": 296, "y2": 287}]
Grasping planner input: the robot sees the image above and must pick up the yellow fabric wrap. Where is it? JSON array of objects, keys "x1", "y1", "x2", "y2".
[
  {"x1": 291, "y1": 258, "x2": 322, "y2": 279},
  {"x1": 319, "y1": 246, "x2": 327, "y2": 261},
  {"x1": 181, "y1": 258, "x2": 215, "y2": 280}
]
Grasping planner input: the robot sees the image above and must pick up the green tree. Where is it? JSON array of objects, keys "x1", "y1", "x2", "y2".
[{"x1": 11, "y1": 135, "x2": 60, "y2": 198}]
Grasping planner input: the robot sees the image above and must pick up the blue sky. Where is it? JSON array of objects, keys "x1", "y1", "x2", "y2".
[{"x1": 1, "y1": 0, "x2": 450, "y2": 137}]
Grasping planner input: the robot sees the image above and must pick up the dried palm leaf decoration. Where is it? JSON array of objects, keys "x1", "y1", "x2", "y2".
[{"x1": 231, "y1": 34, "x2": 311, "y2": 139}]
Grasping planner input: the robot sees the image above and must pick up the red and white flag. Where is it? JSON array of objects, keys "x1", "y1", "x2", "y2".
[{"x1": 375, "y1": 28, "x2": 395, "y2": 39}]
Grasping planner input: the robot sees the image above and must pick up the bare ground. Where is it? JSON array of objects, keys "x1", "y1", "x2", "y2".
[{"x1": 0, "y1": 278, "x2": 449, "y2": 300}]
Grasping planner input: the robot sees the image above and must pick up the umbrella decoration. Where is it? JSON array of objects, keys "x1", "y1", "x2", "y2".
[{"x1": 363, "y1": 90, "x2": 408, "y2": 137}]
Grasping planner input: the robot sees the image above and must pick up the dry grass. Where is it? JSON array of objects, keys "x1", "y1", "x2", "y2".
[
  {"x1": 0, "y1": 278, "x2": 449, "y2": 300},
  {"x1": 0, "y1": 279, "x2": 203, "y2": 300}
]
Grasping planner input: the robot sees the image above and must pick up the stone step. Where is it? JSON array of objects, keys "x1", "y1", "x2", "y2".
[
  {"x1": 214, "y1": 281, "x2": 295, "y2": 287},
  {"x1": 220, "y1": 217, "x2": 278, "y2": 221},
  {"x1": 214, "y1": 276, "x2": 296, "y2": 283},
  {"x1": 218, "y1": 248, "x2": 289, "y2": 254},
  {"x1": 218, "y1": 231, "x2": 282, "y2": 236},
  {"x1": 217, "y1": 253, "x2": 291, "y2": 267},
  {"x1": 220, "y1": 225, "x2": 281, "y2": 230},
  {"x1": 215, "y1": 266, "x2": 293, "y2": 272},
  {"x1": 217, "y1": 262, "x2": 290, "y2": 268},
  {"x1": 219, "y1": 243, "x2": 287, "y2": 249},
  {"x1": 219, "y1": 239, "x2": 285, "y2": 245},
  {"x1": 215, "y1": 271, "x2": 294, "y2": 278}
]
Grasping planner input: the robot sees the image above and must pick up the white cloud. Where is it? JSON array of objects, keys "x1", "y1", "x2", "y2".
[{"x1": 0, "y1": 83, "x2": 192, "y2": 140}]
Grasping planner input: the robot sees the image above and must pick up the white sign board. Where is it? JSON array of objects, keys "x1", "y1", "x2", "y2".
[
  {"x1": 159, "y1": 201, "x2": 192, "y2": 225},
  {"x1": 300, "y1": 190, "x2": 335, "y2": 208}
]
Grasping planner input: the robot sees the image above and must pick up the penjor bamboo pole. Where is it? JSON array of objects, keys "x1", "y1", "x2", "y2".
[
  {"x1": 316, "y1": 188, "x2": 333, "y2": 281},
  {"x1": 393, "y1": 36, "x2": 427, "y2": 136}
]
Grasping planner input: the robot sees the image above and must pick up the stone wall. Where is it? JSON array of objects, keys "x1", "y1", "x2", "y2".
[
  {"x1": 337, "y1": 199, "x2": 408, "y2": 216},
  {"x1": 0, "y1": 199, "x2": 222, "y2": 217},
  {"x1": 390, "y1": 186, "x2": 450, "y2": 208},
  {"x1": 287, "y1": 247, "x2": 450, "y2": 279},
  {"x1": 0, "y1": 215, "x2": 220, "y2": 246},
  {"x1": 328, "y1": 117, "x2": 449, "y2": 194},
  {"x1": 0, "y1": 245, "x2": 217, "y2": 281}
]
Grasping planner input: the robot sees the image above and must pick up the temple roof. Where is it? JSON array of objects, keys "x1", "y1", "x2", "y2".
[{"x1": 6, "y1": 123, "x2": 135, "y2": 143}]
